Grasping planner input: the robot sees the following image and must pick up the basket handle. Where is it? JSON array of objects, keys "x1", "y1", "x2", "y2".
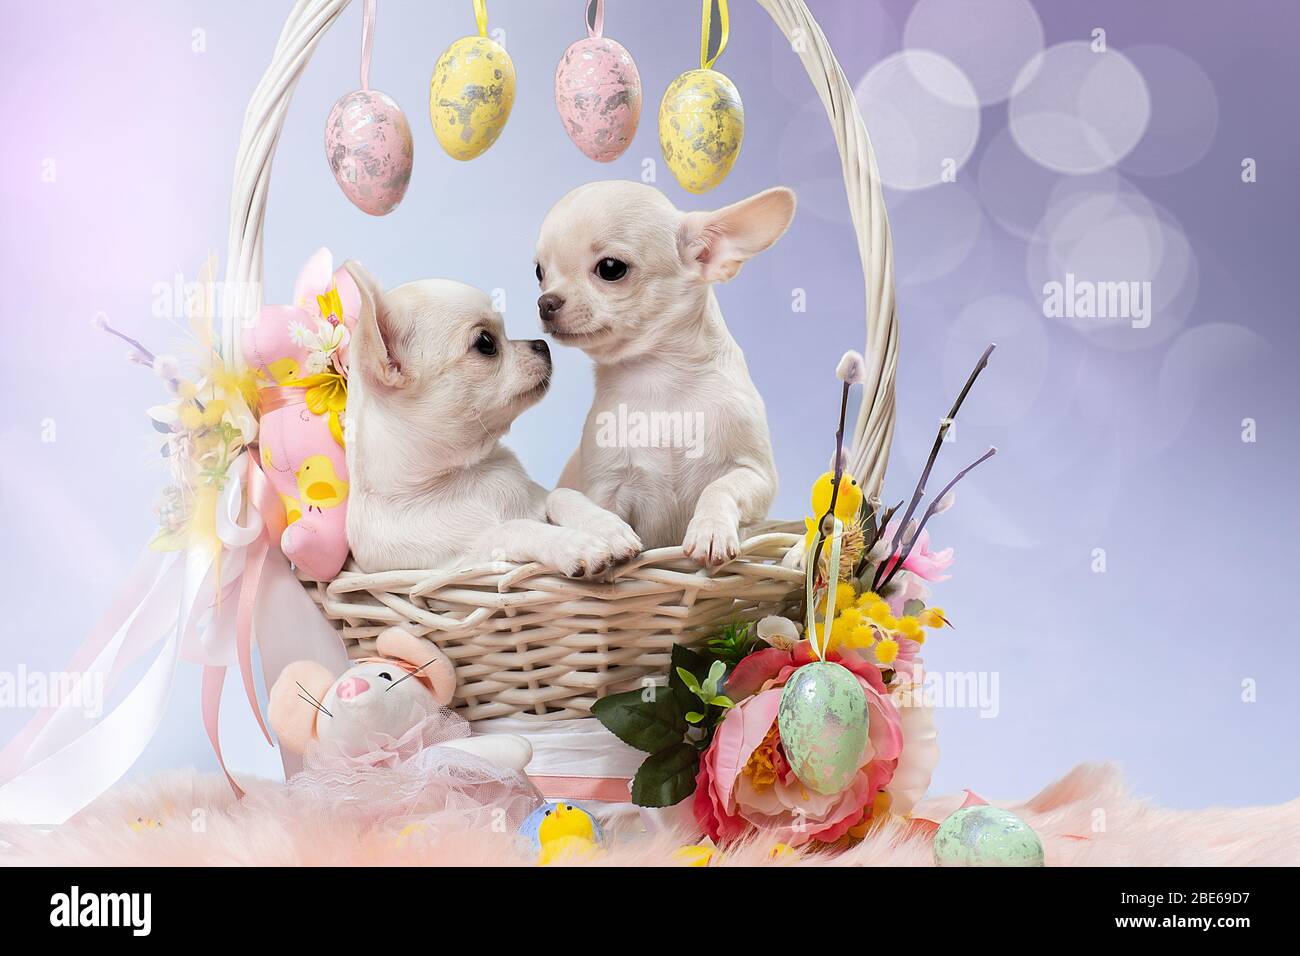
[
  {"x1": 221, "y1": 0, "x2": 898, "y2": 497},
  {"x1": 754, "y1": 0, "x2": 898, "y2": 499}
]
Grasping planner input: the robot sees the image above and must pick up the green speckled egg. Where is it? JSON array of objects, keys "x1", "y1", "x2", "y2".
[
  {"x1": 933, "y1": 805, "x2": 1045, "y2": 867},
  {"x1": 777, "y1": 661, "x2": 869, "y2": 795}
]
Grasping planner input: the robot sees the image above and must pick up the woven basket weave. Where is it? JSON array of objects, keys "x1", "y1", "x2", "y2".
[{"x1": 223, "y1": 0, "x2": 899, "y2": 720}]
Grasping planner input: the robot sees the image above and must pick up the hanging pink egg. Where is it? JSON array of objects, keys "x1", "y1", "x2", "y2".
[
  {"x1": 555, "y1": 36, "x2": 642, "y2": 163},
  {"x1": 324, "y1": 89, "x2": 413, "y2": 216}
]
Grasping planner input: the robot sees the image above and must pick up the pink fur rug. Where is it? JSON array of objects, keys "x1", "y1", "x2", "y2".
[{"x1": 2, "y1": 763, "x2": 1296, "y2": 866}]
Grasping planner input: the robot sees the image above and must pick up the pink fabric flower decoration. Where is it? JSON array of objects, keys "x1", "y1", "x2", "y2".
[
  {"x1": 694, "y1": 643, "x2": 903, "y2": 847},
  {"x1": 879, "y1": 519, "x2": 954, "y2": 582}
]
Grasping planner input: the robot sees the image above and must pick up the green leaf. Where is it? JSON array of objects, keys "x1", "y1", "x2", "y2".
[
  {"x1": 702, "y1": 660, "x2": 726, "y2": 699},
  {"x1": 709, "y1": 695, "x2": 734, "y2": 709},
  {"x1": 590, "y1": 687, "x2": 685, "y2": 754},
  {"x1": 631, "y1": 743, "x2": 700, "y2": 808},
  {"x1": 675, "y1": 667, "x2": 702, "y2": 695},
  {"x1": 670, "y1": 644, "x2": 710, "y2": 710},
  {"x1": 685, "y1": 711, "x2": 704, "y2": 724},
  {"x1": 704, "y1": 620, "x2": 758, "y2": 666},
  {"x1": 904, "y1": 598, "x2": 926, "y2": 617}
]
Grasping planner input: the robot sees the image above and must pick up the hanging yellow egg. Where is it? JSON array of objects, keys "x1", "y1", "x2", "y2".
[
  {"x1": 658, "y1": 68, "x2": 744, "y2": 194},
  {"x1": 429, "y1": 35, "x2": 516, "y2": 161}
]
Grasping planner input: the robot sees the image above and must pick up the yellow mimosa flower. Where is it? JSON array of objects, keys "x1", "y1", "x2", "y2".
[
  {"x1": 856, "y1": 590, "x2": 885, "y2": 609},
  {"x1": 919, "y1": 607, "x2": 951, "y2": 629},
  {"x1": 200, "y1": 399, "x2": 226, "y2": 428},
  {"x1": 838, "y1": 606, "x2": 864, "y2": 630}
]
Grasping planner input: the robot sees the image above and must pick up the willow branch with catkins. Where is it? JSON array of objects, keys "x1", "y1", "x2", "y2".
[
  {"x1": 808, "y1": 351, "x2": 867, "y2": 585},
  {"x1": 871, "y1": 343, "x2": 997, "y2": 592}
]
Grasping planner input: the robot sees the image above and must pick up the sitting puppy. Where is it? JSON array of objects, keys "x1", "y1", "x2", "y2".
[
  {"x1": 534, "y1": 182, "x2": 796, "y2": 566},
  {"x1": 342, "y1": 262, "x2": 640, "y2": 575}
]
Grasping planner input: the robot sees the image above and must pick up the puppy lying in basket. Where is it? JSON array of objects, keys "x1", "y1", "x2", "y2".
[
  {"x1": 341, "y1": 262, "x2": 641, "y2": 576},
  {"x1": 535, "y1": 182, "x2": 796, "y2": 567}
]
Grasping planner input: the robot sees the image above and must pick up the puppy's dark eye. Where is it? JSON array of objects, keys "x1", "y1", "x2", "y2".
[
  {"x1": 595, "y1": 257, "x2": 628, "y2": 282},
  {"x1": 474, "y1": 331, "x2": 497, "y2": 356},
  {"x1": 534, "y1": 263, "x2": 544, "y2": 283},
  {"x1": 377, "y1": 671, "x2": 393, "y2": 681}
]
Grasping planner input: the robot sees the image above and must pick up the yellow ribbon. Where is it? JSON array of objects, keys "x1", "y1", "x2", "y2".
[
  {"x1": 474, "y1": 0, "x2": 489, "y2": 37},
  {"x1": 700, "y1": 0, "x2": 730, "y2": 70},
  {"x1": 804, "y1": 515, "x2": 844, "y2": 662}
]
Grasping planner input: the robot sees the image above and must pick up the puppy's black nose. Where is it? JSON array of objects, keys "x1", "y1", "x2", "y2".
[
  {"x1": 530, "y1": 338, "x2": 550, "y2": 356},
  {"x1": 538, "y1": 292, "x2": 565, "y2": 322}
]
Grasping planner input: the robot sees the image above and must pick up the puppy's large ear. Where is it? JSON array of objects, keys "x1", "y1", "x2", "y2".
[
  {"x1": 343, "y1": 260, "x2": 410, "y2": 389},
  {"x1": 268, "y1": 660, "x2": 335, "y2": 754},
  {"x1": 376, "y1": 626, "x2": 457, "y2": 706},
  {"x1": 678, "y1": 186, "x2": 797, "y2": 283}
]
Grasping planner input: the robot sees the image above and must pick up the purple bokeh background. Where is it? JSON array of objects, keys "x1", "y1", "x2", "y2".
[{"x1": 2, "y1": 1, "x2": 1296, "y2": 808}]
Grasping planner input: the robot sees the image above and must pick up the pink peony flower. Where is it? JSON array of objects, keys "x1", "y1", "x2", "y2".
[
  {"x1": 694, "y1": 642, "x2": 903, "y2": 847},
  {"x1": 879, "y1": 519, "x2": 953, "y2": 582}
]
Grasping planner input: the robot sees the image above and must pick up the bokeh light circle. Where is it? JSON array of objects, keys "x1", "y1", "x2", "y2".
[
  {"x1": 903, "y1": 0, "x2": 1045, "y2": 105},
  {"x1": 1121, "y1": 44, "x2": 1219, "y2": 177},
  {"x1": 1026, "y1": 180, "x2": 1199, "y2": 351},
  {"x1": 1155, "y1": 323, "x2": 1269, "y2": 448},
  {"x1": 855, "y1": 50, "x2": 980, "y2": 190},
  {"x1": 1009, "y1": 41, "x2": 1151, "y2": 174},
  {"x1": 943, "y1": 294, "x2": 1050, "y2": 426}
]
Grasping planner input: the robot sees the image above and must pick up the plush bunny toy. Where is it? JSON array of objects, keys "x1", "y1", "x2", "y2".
[{"x1": 268, "y1": 626, "x2": 532, "y2": 771}]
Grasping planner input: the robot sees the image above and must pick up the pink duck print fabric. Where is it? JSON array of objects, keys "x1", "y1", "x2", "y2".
[{"x1": 242, "y1": 248, "x2": 357, "y2": 581}]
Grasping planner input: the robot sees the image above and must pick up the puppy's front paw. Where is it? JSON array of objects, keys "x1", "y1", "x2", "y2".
[
  {"x1": 682, "y1": 514, "x2": 741, "y2": 568},
  {"x1": 548, "y1": 530, "x2": 616, "y2": 579},
  {"x1": 582, "y1": 514, "x2": 643, "y2": 565}
]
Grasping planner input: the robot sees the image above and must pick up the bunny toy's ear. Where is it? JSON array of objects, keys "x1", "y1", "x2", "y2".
[
  {"x1": 376, "y1": 626, "x2": 457, "y2": 706},
  {"x1": 268, "y1": 660, "x2": 335, "y2": 753}
]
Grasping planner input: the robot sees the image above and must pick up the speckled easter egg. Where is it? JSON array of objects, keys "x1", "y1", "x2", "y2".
[
  {"x1": 777, "y1": 661, "x2": 869, "y2": 796},
  {"x1": 430, "y1": 35, "x2": 516, "y2": 161},
  {"x1": 324, "y1": 89, "x2": 413, "y2": 216},
  {"x1": 555, "y1": 36, "x2": 641, "y2": 162},
  {"x1": 658, "y1": 68, "x2": 744, "y2": 193},
  {"x1": 933, "y1": 805, "x2": 1046, "y2": 867}
]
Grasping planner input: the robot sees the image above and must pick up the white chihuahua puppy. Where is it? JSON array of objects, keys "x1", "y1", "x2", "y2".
[
  {"x1": 534, "y1": 181, "x2": 796, "y2": 566},
  {"x1": 342, "y1": 261, "x2": 641, "y2": 576}
]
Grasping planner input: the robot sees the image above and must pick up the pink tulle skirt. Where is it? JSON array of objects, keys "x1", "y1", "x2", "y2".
[{"x1": 247, "y1": 709, "x2": 543, "y2": 835}]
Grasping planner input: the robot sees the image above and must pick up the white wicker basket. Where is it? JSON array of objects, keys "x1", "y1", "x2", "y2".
[{"x1": 223, "y1": 0, "x2": 898, "y2": 721}]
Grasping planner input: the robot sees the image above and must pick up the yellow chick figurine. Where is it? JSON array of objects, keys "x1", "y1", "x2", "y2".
[
  {"x1": 537, "y1": 803, "x2": 599, "y2": 866},
  {"x1": 296, "y1": 455, "x2": 348, "y2": 513},
  {"x1": 803, "y1": 470, "x2": 865, "y2": 549}
]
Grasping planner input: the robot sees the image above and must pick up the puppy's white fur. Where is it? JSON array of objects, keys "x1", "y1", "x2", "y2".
[
  {"x1": 343, "y1": 261, "x2": 640, "y2": 575},
  {"x1": 534, "y1": 182, "x2": 795, "y2": 565}
]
